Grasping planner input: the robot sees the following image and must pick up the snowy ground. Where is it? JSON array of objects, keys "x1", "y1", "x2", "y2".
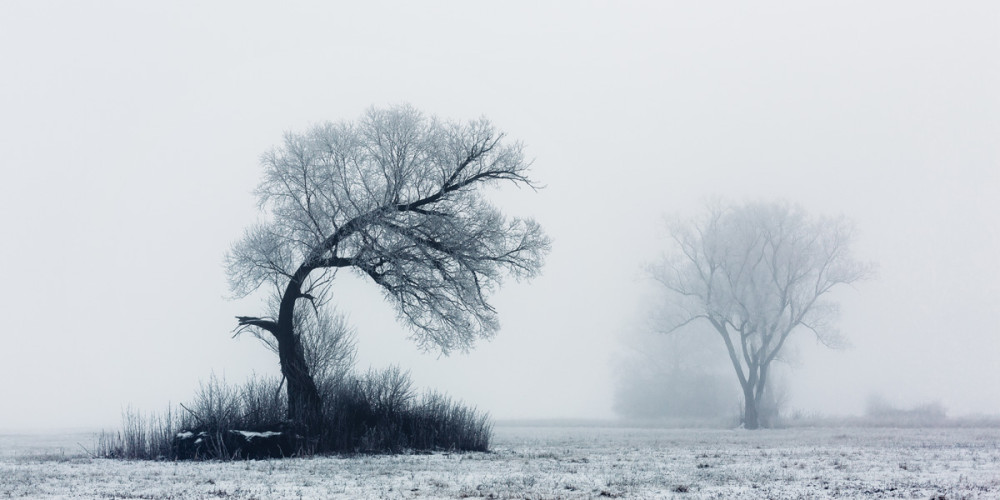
[{"x1": 2, "y1": 425, "x2": 998, "y2": 499}]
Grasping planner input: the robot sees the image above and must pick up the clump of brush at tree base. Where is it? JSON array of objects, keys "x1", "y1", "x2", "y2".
[
  {"x1": 96, "y1": 369, "x2": 491, "y2": 460},
  {"x1": 317, "y1": 366, "x2": 491, "y2": 454}
]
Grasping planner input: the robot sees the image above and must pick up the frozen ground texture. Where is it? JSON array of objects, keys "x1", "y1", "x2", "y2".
[{"x1": 2, "y1": 426, "x2": 998, "y2": 498}]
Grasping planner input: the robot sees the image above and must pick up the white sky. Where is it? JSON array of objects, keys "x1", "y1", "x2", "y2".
[{"x1": 1, "y1": 1, "x2": 997, "y2": 430}]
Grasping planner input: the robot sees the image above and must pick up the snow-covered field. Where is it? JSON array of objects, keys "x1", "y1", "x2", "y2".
[{"x1": 2, "y1": 425, "x2": 998, "y2": 498}]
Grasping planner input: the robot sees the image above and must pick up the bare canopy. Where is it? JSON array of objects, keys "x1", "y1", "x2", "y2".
[
  {"x1": 226, "y1": 105, "x2": 550, "y2": 425},
  {"x1": 650, "y1": 200, "x2": 872, "y2": 429}
]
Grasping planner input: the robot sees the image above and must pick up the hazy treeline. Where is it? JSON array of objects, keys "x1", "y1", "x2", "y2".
[{"x1": 614, "y1": 328, "x2": 737, "y2": 423}]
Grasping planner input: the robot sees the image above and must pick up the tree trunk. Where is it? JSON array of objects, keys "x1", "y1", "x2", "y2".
[
  {"x1": 275, "y1": 327, "x2": 323, "y2": 427},
  {"x1": 755, "y1": 364, "x2": 771, "y2": 428},
  {"x1": 275, "y1": 271, "x2": 324, "y2": 430},
  {"x1": 743, "y1": 385, "x2": 760, "y2": 430}
]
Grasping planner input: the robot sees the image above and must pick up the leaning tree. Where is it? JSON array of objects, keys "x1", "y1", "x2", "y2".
[
  {"x1": 650, "y1": 201, "x2": 872, "y2": 429},
  {"x1": 226, "y1": 105, "x2": 550, "y2": 427}
]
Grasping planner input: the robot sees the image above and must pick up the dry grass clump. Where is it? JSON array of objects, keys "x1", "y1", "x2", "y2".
[{"x1": 96, "y1": 368, "x2": 491, "y2": 460}]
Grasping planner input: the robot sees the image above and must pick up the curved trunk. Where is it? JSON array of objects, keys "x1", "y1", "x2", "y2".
[
  {"x1": 275, "y1": 268, "x2": 324, "y2": 429},
  {"x1": 275, "y1": 327, "x2": 323, "y2": 427}
]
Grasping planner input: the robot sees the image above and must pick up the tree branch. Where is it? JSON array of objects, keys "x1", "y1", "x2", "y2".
[{"x1": 234, "y1": 316, "x2": 279, "y2": 336}]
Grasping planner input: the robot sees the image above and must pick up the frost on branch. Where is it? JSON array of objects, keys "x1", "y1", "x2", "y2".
[{"x1": 226, "y1": 104, "x2": 550, "y2": 355}]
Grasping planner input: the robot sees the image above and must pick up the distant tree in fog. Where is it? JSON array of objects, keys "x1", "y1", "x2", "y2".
[
  {"x1": 649, "y1": 200, "x2": 873, "y2": 429},
  {"x1": 227, "y1": 105, "x2": 550, "y2": 428}
]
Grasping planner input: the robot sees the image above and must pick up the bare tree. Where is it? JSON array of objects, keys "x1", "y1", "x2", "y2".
[
  {"x1": 227, "y1": 105, "x2": 550, "y2": 427},
  {"x1": 650, "y1": 201, "x2": 872, "y2": 429}
]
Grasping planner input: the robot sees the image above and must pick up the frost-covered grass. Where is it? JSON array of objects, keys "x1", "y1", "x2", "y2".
[
  {"x1": 92, "y1": 370, "x2": 492, "y2": 459},
  {"x1": 3, "y1": 426, "x2": 999, "y2": 498}
]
